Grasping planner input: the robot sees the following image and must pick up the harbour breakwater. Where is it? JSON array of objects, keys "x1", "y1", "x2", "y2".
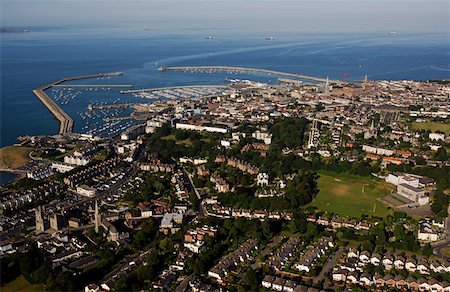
[
  {"x1": 158, "y1": 65, "x2": 337, "y2": 83},
  {"x1": 32, "y1": 72, "x2": 123, "y2": 135}
]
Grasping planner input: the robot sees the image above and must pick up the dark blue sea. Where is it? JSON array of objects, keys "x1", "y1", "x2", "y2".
[{"x1": 1, "y1": 26, "x2": 449, "y2": 184}]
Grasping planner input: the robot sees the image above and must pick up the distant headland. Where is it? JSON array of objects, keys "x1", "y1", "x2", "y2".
[{"x1": 0, "y1": 28, "x2": 30, "y2": 33}]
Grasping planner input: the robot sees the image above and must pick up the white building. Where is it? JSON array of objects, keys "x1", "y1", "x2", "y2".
[
  {"x1": 64, "y1": 155, "x2": 90, "y2": 166},
  {"x1": 76, "y1": 185, "x2": 96, "y2": 197},
  {"x1": 52, "y1": 162, "x2": 75, "y2": 173},
  {"x1": 386, "y1": 173, "x2": 421, "y2": 188},
  {"x1": 397, "y1": 184, "x2": 430, "y2": 205},
  {"x1": 176, "y1": 123, "x2": 227, "y2": 133},
  {"x1": 220, "y1": 140, "x2": 231, "y2": 148},
  {"x1": 362, "y1": 145, "x2": 394, "y2": 156},
  {"x1": 184, "y1": 241, "x2": 204, "y2": 253},
  {"x1": 252, "y1": 130, "x2": 272, "y2": 145},
  {"x1": 121, "y1": 124, "x2": 145, "y2": 141},
  {"x1": 429, "y1": 133, "x2": 445, "y2": 141},
  {"x1": 257, "y1": 173, "x2": 269, "y2": 187}
]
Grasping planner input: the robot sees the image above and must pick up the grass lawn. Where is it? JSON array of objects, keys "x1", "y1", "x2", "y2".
[
  {"x1": 410, "y1": 122, "x2": 450, "y2": 134},
  {"x1": 442, "y1": 247, "x2": 450, "y2": 258},
  {"x1": 1, "y1": 275, "x2": 45, "y2": 292},
  {"x1": 308, "y1": 171, "x2": 395, "y2": 218},
  {"x1": 0, "y1": 146, "x2": 33, "y2": 169},
  {"x1": 161, "y1": 134, "x2": 193, "y2": 146}
]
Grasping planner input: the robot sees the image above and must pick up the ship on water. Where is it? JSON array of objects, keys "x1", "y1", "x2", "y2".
[
  {"x1": 265, "y1": 36, "x2": 274, "y2": 41},
  {"x1": 205, "y1": 36, "x2": 213, "y2": 40},
  {"x1": 388, "y1": 31, "x2": 398, "y2": 36}
]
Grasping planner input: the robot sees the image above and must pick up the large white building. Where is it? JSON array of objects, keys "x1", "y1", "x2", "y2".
[
  {"x1": 386, "y1": 173, "x2": 421, "y2": 188},
  {"x1": 121, "y1": 124, "x2": 145, "y2": 141},
  {"x1": 52, "y1": 162, "x2": 75, "y2": 173},
  {"x1": 429, "y1": 133, "x2": 445, "y2": 141},
  {"x1": 418, "y1": 229, "x2": 439, "y2": 242},
  {"x1": 175, "y1": 123, "x2": 228, "y2": 134},
  {"x1": 76, "y1": 185, "x2": 97, "y2": 197},
  {"x1": 362, "y1": 145, "x2": 394, "y2": 156},
  {"x1": 252, "y1": 130, "x2": 272, "y2": 145},
  {"x1": 64, "y1": 156, "x2": 90, "y2": 166},
  {"x1": 397, "y1": 184, "x2": 429, "y2": 206}
]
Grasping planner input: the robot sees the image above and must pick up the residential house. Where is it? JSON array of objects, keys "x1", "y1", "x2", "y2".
[
  {"x1": 395, "y1": 275, "x2": 407, "y2": 290},
  {"x1": 262, "y1": 275, "x2": 275, "y2": 289},
  {"x1": 346, "y1": 271, "x2": 359, "y2": 285},
  {"x1": 383, "y1": 254, "x2": 394, "y2": 270},
  {"x1": 407, "y1": 277, "x2": 420, "y2": 291},
  {"x1": 370, "y1": 253, "x2": 382, "y2": 266},
  {"x1": 418, "y1": 278, "x2": 430, "y2": 291},
  {"x1": 359, "y1": 273, "x2": 373, "y2": 286},
  {"x1": 405, "y1": 257, "x2": 417, "y2": 272},
  {"x1": 332, "y1": 269, "x2": 347, "y2": 282},
  {"x1": 394, "y1": 254, "x2": 405, "y2": 270},
  {"x1": 359, "y1": 250, "x2": 371, "y2": 264}
]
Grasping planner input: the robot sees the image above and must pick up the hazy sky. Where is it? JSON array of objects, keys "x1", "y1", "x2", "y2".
[{"x1": 1, "y1": 0, "x2": 449, "y2": 33}]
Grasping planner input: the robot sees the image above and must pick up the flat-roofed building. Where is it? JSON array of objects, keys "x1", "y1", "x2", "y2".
[{"x1": 397, "y1": 184, "x2": 429, "y2": 205}]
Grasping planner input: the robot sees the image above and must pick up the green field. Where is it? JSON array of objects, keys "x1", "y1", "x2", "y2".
[
  {"x1": 308, "y1": 171, "x2": 395, "y2": 218},
  {"x1": 1, "y1": 275, "x2": 45, "y2": 292},
  {"x1": 0, "y1": 146, "x2": 33, "y2": 169},
  {"x1": 410, "y1": 122, "x2": 450, "y2": 134}
]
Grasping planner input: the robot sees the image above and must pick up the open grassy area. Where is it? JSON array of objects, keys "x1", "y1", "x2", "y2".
[
  {"x1": 0, "y1": 146, "x2": 33, "y2": 169},
  {"x1": 161, "y1": 134, "x2": 193, "y2": 146},
  {"x1": 410, "y1": 122, "x2": 450, "y2": 134},
  {"x1": 1, "y1": 275, "x2": 45, "y2": 292},
  {"x1": 308, "y1": 171, "x2": 395, "y2": 218},
  {"x1": 442, "y1": 247, "x2": 450, "y2": 258}
]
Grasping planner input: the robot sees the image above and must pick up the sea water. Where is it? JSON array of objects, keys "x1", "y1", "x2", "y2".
[{"x1": 1, "y1": 25, "x2": 449, "y2": 184}]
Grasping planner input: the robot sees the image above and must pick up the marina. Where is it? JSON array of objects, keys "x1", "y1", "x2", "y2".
[{"x1": 32, "y1": 72, "x2": 124, "y2": 135}]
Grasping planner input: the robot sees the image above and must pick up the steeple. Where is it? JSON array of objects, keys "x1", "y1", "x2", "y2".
[{"x1": 94, "y1": 200, "x2": 100, "y2": 234}]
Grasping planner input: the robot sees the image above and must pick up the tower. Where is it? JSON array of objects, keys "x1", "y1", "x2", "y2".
[
  {"x1": 324, "y1": 77, "x2": 330, "y2": 94},
  {"x1": 94, "y1": 200, "x2": 100, "y2": 234},
  {"x1": 363, "y1": 74, "x2": 368, "y2": 90},
  {"x1": 35, "y1": 205, "x2": 48, "y2": 233},
  {"x1": 49, "y1": 212, "x2": 65, "y2": 231}
]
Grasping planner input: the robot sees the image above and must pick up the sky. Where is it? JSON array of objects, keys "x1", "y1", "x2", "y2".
[{"x1": 1, "y1": 0, "x2": 449, "y2": 33}]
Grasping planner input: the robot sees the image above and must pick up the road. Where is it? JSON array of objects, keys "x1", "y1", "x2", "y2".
[
  {"x1": 313, "y1": 247, "x2": 344, "y2": 287},
  {"x1": 102, "y1": 249, "x2": 153, "y2": 288},
  {"x1": 432, "y1": 210, "x2": 450, "y2": 259},
  {"x1": 175, "y1": 274, "x2": 193, "y2": 292},
  {"x1": 251, "y1": 235, "x2": 284, "y2": 269},
  {"x1": 182, "y1": 168, "x2": 207, "y2": 219}
]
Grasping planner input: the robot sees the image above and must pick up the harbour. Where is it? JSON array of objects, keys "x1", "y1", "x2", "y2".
[{"x1": 32, "y1": 72, "x2": 125, "y2": 135}]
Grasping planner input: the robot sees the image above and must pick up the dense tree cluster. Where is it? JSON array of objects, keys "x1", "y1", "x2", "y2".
[
  {"x1": 145, "y1": 126, "x2": 220, "y2": 161},
  {"x1": 218, "y1": 170, "x2": 318, "y2": 211},
  {"x1": 270, "y1": 117, "x2": 309, "y2": 149},
  {"x1": 1, "y1": 244, "x2": 77, "y2": 291}
]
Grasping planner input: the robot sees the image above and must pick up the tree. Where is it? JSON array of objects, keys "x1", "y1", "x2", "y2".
[
  {"x1": 304, "y1": 222, "x2": 318, "y2": 243},
  {"x1": 244, "y1": 268, "x2": 261, "y2": 291},
  {"x1": 436, "y1": 147, "x2": 448, "y2": 161},
  {"x1": 422, "y1": 244, "x2": 433, "y2": 257},
  {"x1": 46, "y1": 272, "x2": 76, "y2": 291},
  {"x1": 431, "y1": 190, "x2": 449, "y2": 217},
  {"x1": 159, "y1": 238, "x2": 171, "y2": 252}
]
